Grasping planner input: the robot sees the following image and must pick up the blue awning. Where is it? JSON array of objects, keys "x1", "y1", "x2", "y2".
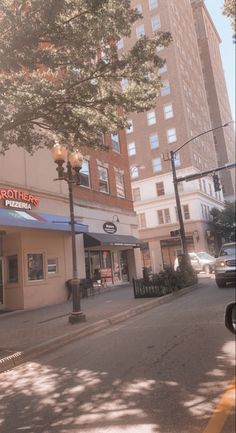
[{"x1": 0, "y1": 209, "x2": 88, "y2": 233}]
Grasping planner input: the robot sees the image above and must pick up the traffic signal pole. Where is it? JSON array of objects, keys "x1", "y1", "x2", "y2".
[
  {"x1": 176, "y1": 162, "x2": 236, "y2": 183},
  {"x1": 168, "y1": 122, "x2": 235, "y2": 259},
  {"x1": 170, "y1": 150, "x2": 188, "y2": 255}
]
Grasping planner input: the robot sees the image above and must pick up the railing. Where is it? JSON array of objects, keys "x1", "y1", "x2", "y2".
[{"x1": 133, "y1": 278, "x2": 174, "y2": 298}]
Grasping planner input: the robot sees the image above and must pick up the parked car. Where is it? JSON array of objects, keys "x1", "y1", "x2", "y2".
[
  {"x1": 225, "y1": 303, "x2": 236, "y2": 334},
  {"x1": 188, "y1": 252, "x2": 215, "y2": 274},
  {"x1": 215, "y1": 242, "x2": 236, "y2": 288}
]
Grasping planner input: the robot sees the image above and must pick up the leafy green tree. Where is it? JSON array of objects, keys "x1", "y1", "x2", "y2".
[
  {"x1": 210, "y1": 201, "x2": 236, "y2": 243},
  {"x1": 0, "y1": 0, "x2": 172, "y2": 153},
  {"x1": 223, "y1": 0, "x2": 236, "y2": 41}
]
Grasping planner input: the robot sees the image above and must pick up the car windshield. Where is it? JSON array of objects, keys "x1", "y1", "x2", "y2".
[
  {"x1": 220, "y1": 245, "x2": 236, "y2": 256},
  {"x1": 197, "y1": 252, "x2": 214, "y2": 260}
]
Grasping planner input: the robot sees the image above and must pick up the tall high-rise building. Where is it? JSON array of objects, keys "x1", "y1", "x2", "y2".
[
  {"x1": 191, "y1": 0, "x2": 235, "y2": 200},
  {"x1": 120, "y1": 0, "x2": 234, "y2": 272}
]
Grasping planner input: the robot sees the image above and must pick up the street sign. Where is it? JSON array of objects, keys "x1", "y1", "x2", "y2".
[{"x1": 170, "y1": 229, "x2": 180, "y2": 237}]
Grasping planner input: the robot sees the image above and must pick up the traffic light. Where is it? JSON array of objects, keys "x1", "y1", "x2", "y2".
[{"x1": 213, "y1": 173, "x2": 221, "y2": 192}]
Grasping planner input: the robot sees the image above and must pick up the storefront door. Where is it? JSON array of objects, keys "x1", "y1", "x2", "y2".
[
  {"x1": 0, "y1": 258, "x2": 4, "y2": 308},
  {"x1": 112, "y1": 251, "x2": 122, "y2": 283}
]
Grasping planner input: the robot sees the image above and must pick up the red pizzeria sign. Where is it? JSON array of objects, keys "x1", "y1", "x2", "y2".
[{"x1": 0, "y1": 188, "x2": 39, "y2": 210}]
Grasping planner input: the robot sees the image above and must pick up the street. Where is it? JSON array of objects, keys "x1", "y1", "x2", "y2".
[{"x1": 0, "y1": 277, "x2": 235, "y2": 433}]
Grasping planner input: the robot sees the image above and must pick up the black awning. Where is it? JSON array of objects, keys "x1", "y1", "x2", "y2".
[{"x1": 84, "y1": 232, "x2": 142, "y2": 248}]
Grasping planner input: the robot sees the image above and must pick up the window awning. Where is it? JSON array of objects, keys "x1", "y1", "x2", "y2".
[
  {"x1": 0, "y1": 209, "x2": 88, "y2": 233},
  {"x1": 84, "y1": 232, "x2": 142, "y2": 248}
]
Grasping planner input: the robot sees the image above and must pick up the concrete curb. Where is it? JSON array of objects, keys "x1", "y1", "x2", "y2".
[{"x1": 0, "y1": 283, "x2": 197, "y2": 374}]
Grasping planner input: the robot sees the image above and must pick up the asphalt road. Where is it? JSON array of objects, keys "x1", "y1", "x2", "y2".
[{"x1": 0, "y1": 277, "x2": 235, "y2": 433}]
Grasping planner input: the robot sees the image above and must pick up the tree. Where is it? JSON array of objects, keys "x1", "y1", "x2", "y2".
[
  {"x1": 223, "y1": 0, "x2": 236, "y2": 41},
  {"x1": 210, "y1": 201, "x2": 236, "y2": 243},
  {"x1": 0, "y1": 0, "x2": 172, "y2": 153}
]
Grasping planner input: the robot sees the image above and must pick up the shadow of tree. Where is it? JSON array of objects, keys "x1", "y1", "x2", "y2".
[{"x1": 0, "y1": 286, "x2": 235, "y2": 433}]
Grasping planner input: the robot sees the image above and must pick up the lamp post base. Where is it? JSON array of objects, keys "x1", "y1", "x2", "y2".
[{"x1": 68, "y1": 311, "x2": 86, "y2": 324}]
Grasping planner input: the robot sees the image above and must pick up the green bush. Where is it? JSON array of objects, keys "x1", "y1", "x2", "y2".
[{"x1": 139, "y1": 265, "x2": 197, "y2": 297}]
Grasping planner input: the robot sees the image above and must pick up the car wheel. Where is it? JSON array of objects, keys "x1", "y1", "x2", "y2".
[
  {"x1": 204, "y1": 264, "x2": 212, "y2": 275},
  {"x1": 216, "y1": 279, "x2": 226, "y2": 288}
]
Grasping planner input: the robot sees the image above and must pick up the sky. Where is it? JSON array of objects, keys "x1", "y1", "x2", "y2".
[{"x1": 204, "y1": 0, "x2": 235, "y2": 120}]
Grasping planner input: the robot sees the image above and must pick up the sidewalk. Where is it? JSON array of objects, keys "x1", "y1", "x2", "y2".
[{"x1": 0, "y1": 283, "x2": 197, "y2": 373}]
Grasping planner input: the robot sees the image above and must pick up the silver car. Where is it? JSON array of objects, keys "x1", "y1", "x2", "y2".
[
  {"x1": 189, "y1": 252, "x2": 215, "y2": 274},
  {"x1": 215, "y1": 242, "x2": 236, "y2": 288}
]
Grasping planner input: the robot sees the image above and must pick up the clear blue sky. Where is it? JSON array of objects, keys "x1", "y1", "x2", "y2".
[{"x1": 204, "y1": 0, "x2": 235, "y2": 120}]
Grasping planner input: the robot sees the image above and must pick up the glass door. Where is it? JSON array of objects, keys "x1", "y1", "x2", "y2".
[
  {"x1": 0, "y1": 258, "x2": 4, "y2": 307},
  {"x1": 112, "y1": 251, "x2": 122, "y2": 283}
]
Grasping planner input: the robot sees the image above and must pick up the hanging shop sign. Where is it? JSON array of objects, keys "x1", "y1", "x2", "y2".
[
  {"x1": 103, "y1": 222, "x2": 117, "y2": 234},
  {"x1": 0, "y1": 188, "x2": 40, "y2": 210}
]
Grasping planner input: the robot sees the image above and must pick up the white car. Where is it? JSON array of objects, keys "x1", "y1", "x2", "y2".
[{"x1": 189, "y1": 252, "x2": 215, "y2": 274}]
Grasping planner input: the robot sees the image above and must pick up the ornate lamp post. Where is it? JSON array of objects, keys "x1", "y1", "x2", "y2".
[{"x1": 51, "y1": 143, "x2": 86, "y2": 324}]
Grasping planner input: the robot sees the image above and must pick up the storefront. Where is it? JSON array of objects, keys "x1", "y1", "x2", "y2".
[
  {"x1": 83, "y1": 232, "x2": 142, "y2": 285},
  {"x1": 0, "y1": 189, "x2": 88, "y2": 310},
  {"x1": 0, "y1": 186, "x2": 142, "y2": 310}
]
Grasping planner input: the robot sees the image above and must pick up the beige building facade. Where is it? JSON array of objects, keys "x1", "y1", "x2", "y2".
[{"x1": 191, "y1": 0, "x2": 235, "y2": 200}]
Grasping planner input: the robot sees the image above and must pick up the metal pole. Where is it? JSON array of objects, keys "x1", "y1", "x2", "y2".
[
  {"x1": 67, "y1": 162, "x2": 85, "y2": 324},
  {"x1": 170, "y1": 150, "x2": 188, "y2": 256}
]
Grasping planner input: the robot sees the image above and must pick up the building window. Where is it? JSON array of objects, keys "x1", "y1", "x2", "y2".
[
  {"x1": 98, "y1": 166, "x2": 109, "y2": 193},
  {"x1": 133, "y1": 187, "x2": 141, "y2": 201},
  {"x1": 116, "y1": 172, "x2": 125, "y2": 198},
  {"x1": 164, "y1": 208, "x2": 171, "y2": 223},
  {"x1": 159, "y1": 64, "x2": 167, "y2": 74},
  {"x1": 151, "y1": 15, "x2": 161, "y2": 31},
  {"x1": 147, "y1": 110, "x2": 156, "y2": 125},
  {"x1": 111, "y1": 133, "x2": 120, "y2": 153},
  {"x1": 80, "y1": 159, "x2": 90, "y2": 188},
  {"x1": 136, "y1": 24, "x2": 145, "y2": 39},
  {"x1": 138, "y1": 213, "x2": 146, "y2": 228},
  {"x1": 152, "y1": 157, "x2": 162, "y2": 172},
  {"x1": 97, "y1": 132, "x2": 105, "y2": 146},
  {"x1": 149, "y1": 134, "x2": 159, "y2": 149},
  {"x1": 47, "y1": 258, "x2": 58, "y2": 274},
  {"x1": 27, "y1": 253, "x2": 44, "y2": 281},
  {"x1": 128, "y1": 142, "x2": 136, "y2": 156},
  {"x1": 135, "y1": 3, "x2": 142, "y2": 13},
  {"x1": 164, "y1": 103, "x2": 174, "y2": 119},
  {"x1": 167, "y1": 128, "x2": 177, "y2": 143},
  {"x1": 157, "y1": 210, "x2": 164, "y2": 224},
  {"x1": 130, "y1": 166, "x2": 139, "y2": 179},
  {"x1": 183, "y1": 204, "x2": 190, "y2": 220},
  {"x1": 121, "y1": 78, "x2": 129, "y2": 91},
  {"x1": 174, "y1": 152, "x2": 181, "y2": 167},
  {"x1": 7, "y1": 255, "x2": 18, "y2": 283},
  {"x1": 116, "y1": 38, "x2": 124, "y2": 50},
  {"x1": 161, "y1": 80, "x2": 170, "y2": 96},
  {"x1": 156, "y1": 45, "x2": 164, "y2": 53},
  {"x1": 149, "y1": 0, "x2": 158, "y2": 10},
  {"x1": 126, "y1": 120, "x2": 133, "y2": 134},
  {"x1": 156, "y1": 181, "x2": 165, "y2": 196}
]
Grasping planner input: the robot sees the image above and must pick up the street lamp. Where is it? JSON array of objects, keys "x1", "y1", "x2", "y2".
[
  {"x1": 169, "y1": 122, "x2": 233, "y2": 256},
  {"x1": 51, "y1": 143, "x2": 86, "y2": 324}
]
